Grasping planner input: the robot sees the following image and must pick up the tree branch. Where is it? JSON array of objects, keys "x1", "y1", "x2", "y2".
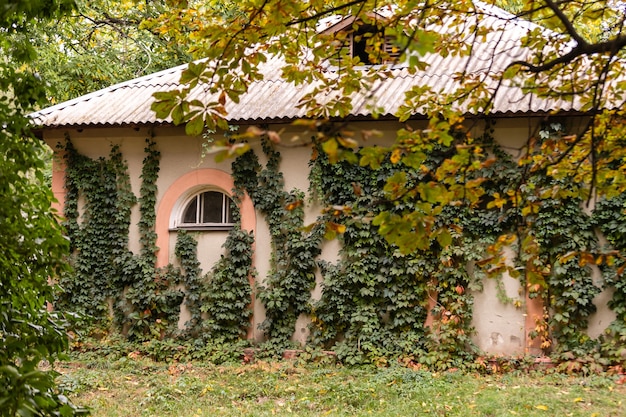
[
  {"x1": 509, "y1": 34, "x2": 626, "y2": 73},
  {"x1": 287, "y1": 0, "x2": 367, "y2": 27}
]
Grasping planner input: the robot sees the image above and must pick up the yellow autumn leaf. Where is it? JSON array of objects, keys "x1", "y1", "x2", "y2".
[
  {"x1": 573, "y1": 397, "x2": 583, "y2": 403},
  {"x1": 535, "y1": 405, "x2": 548, "y2": 410},
  {"x1": 285, "y1": 200, "x2": 303, "y2": 211},
  {"x1": 322, "y1": 138, "x2": 339, "y2": 162},
  {"x1": 390, "y1": 148, "x2": 402, "y2": 164}
]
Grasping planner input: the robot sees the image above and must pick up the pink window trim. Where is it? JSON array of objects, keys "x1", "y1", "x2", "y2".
[
  {"x1": 51, "y1": 149, "x2": 67, "y2": 214},
  {"x1": 155, "y1": 169, "x2": 256, "y2": 268}
]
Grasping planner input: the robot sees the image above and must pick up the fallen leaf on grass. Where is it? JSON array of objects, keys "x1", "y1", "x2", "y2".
[{"x1": 535, "y1": 405, "x2": 548, "y2": 410}]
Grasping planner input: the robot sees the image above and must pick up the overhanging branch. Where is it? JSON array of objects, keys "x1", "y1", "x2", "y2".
[{"x1": 509, "y1": 34, "x2": 626, "y2": 73}]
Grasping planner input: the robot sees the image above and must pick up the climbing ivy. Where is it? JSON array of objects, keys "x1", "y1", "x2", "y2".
[
  {"x1": 175, "y1": 230, "x2": 203, "y2": 335},
  {"x1": 176, "y1": 221, "x2": 255, "y2": 342},
  {"x1": 508, "y1": 124, "x2": 601, "y2": 356},
  {"x1": 56, "y1": 120, "x2": 626, "y2": 369},
  {"x1": 203, "y1": 162, "x2": 257, "y2": 342},
  {"x1": 308, "y1": 129, "x2": 505, "y2": 367},
  {"x1": 307, "y1": 120, "x2": 612, "y2": 368},
  {"x1": 592, "y1": 193, "x2": 626, "y2": 364},
  {"x1": 138, "y1": 139, "x2": 160, "y2": 264},
  {"x1": 59, "y1": 136, "x2": 255, "y2": 344},
  {"x1": 233, "y1": 138, "x2": 323, "y2": 348},
  {"x1": 59, "y1": 138, "x2": 184, "y2": 340},
  {"x1": 310, "y1": 148, "x2": 427, "y2": 364},
  {"x1": 201, "y1": 224, "x2": 255, "y2": 342},
  {"x1": 121, "y1": 139, "x2": 185, "y2": 341},
  {"x1": 524, "y1": 184, "x2": 598, "y2": 352},
  {"x1": 57, "y1": 138, "x2": 137, "y2": 326}
]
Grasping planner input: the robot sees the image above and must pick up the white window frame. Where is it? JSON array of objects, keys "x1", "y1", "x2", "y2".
[{"x1": 170, "y1": 188, "x2": 235, "y2": 231}]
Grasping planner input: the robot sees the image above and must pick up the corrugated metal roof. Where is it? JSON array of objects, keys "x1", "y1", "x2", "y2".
[{"x1": 30, "y1": 2, "x2": 597, "y2": 130}]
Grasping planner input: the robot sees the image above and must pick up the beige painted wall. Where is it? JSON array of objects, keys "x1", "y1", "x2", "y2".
[
  {"x1": 43, "y1": 116, "x2": 615, "y2": 355},
  {"x1": 471, "y1": 248, "x2": 525, "y2": 355}
]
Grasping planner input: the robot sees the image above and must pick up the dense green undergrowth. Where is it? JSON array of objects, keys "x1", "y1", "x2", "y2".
[{"x1": 67, "y1": 334, "x2": 626, "y2": 379}]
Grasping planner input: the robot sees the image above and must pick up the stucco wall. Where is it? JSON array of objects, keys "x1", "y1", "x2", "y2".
[
  {"x1": 469, "y1": 245, "x2": 527, "y2": 355},
  {"x1": 43, "y1": 116, "x2": 615, "y2": 355}
]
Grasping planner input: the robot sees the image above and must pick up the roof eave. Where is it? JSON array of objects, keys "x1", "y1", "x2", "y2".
[{"x1": 33, "y1": 108, "x2": 592, "y2": 137}]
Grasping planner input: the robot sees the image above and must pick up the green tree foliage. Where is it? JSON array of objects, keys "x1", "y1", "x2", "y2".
[
  {"x1": 148, "y1": 0, "x2": 626, "y2": 235},
  {"x1": 23, "y1": 0, "x2": 193, "y2": 103},
  {"x1": 0, "y1": 0, "x2": 88, "y2": 415},
  {"x1": 146, "y1": 0, "x2": 626, "y2": 360},
  {"x1": 21, "y1": 0, "x2": 252, "y2": 103}
]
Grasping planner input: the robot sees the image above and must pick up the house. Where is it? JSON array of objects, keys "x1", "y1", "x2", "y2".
[{"x1": 31, "y1": 2, "x2": 617, "y2": 359}]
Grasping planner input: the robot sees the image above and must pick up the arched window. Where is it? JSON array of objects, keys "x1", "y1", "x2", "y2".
[
  {"x1": 158, "y1": 168, "x2": 255, "y2": 267},
  {"x1": 178, "y1": 190, "x2": 235, "y2": 230}
]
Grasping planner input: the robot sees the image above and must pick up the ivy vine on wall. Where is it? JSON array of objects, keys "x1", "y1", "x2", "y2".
[
  {"x1": 122, "y1": 139, "x2": 185, "y2": 340},
  {"x1": 201, "y1": 224, "x2": 255, "y2": 342},
  {"x1": 592, "y1": 194, "x2": 626, "y2": 364},
  {"x1": 306, "y1": 121, "x2": 615, "y2": 368},
  {"x1": 175, "y1": 224, "x2": 255, "y2": 343},
  {"x1": 57, "y1": 136, "x2": 254, "y2": 344},
  {"x1": 232, "y1": 138, "x2": 323, "y2": 348},
  {"x1": 510, "y1": 124, "x2": 601, "y2": 358},
  {"x1": 55, "y1": 122, "x2": 626, "y2": 369},
  {"x1": 58, "y1": 138, "x2": 184, "y2": 339},
  {"x1": 307, "y1": 127, "x2": 515, "y2": 367},
  {"x1": 57, "y1": 137, "x2": 136, "y2": 326}
]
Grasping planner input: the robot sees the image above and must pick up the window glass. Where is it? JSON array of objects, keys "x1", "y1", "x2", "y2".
[
  {"x1": 182, "y1": 195, "x2": 198, "y2": 223},
  {"x1": 179, "y1": 190, "x2": 234, "y2": 228},
  {"x1": 202, "y1": 191, "x2": 223, "y2": 223}
]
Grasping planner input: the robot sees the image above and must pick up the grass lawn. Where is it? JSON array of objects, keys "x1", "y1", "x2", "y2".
[{"x1": 56, "y1": 357, "x2": 625, "y2": 416}]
